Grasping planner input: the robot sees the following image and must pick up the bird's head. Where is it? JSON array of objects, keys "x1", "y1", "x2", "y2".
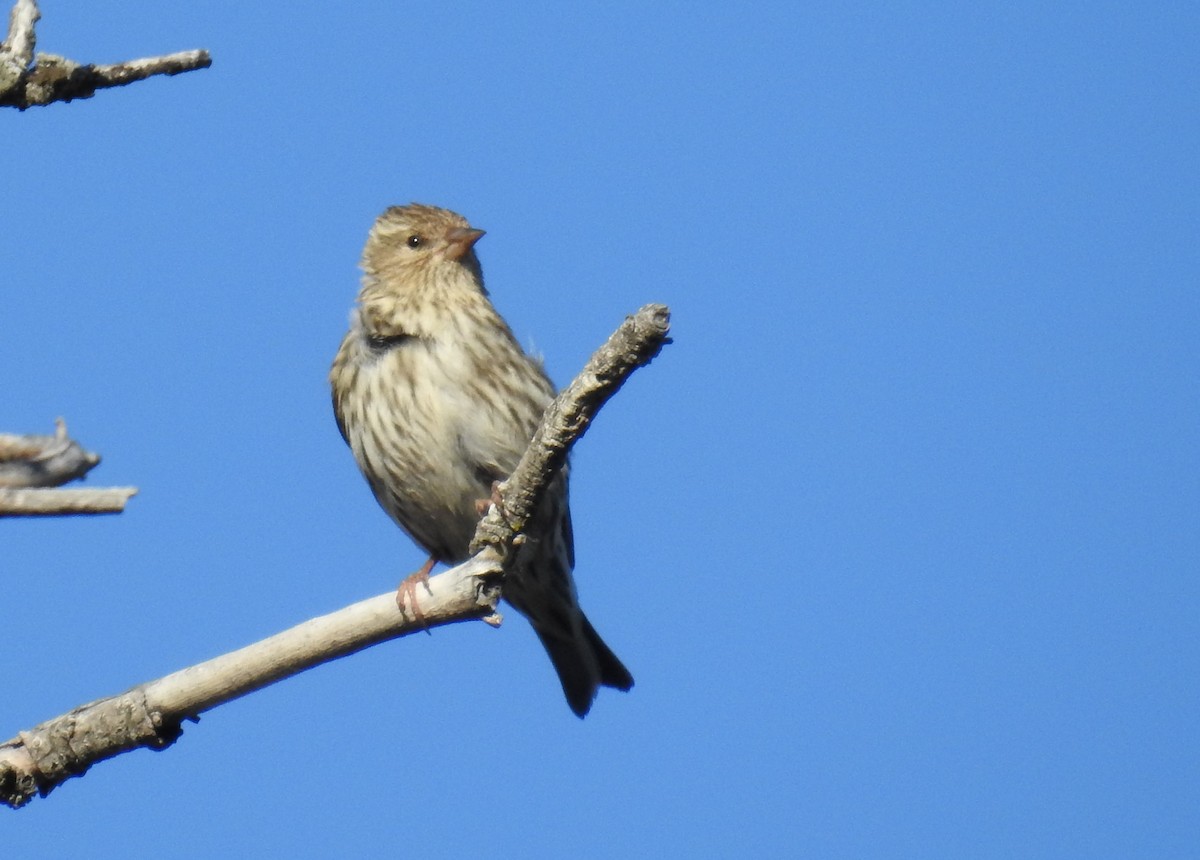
[{"x1": 361, "y1": 203, "x2": 486, "y2": 293}]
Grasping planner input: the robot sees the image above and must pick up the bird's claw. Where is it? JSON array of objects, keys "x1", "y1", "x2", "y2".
[
  {"x1": 396, "y1": 556, "x2": 436, "y2": 632},
  {"x1": 474, "y1": 480, "x2": 508, "y2": 518}
]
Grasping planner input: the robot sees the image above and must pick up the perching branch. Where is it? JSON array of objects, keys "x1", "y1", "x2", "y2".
[
  {"x1": 0, "y1": 419, "x2": 137, "y2": 516},
  {"x1": 471, "y1": 303, "x2": 673, "y2": 555},
  {"x1": 0, "y1": 558, "x2": 505, "y2": 811},
  {"x1": 0, "y1": 0, "x2": 210, "y2": 110},
  {"x1": 0, "y1": 304, "x2": 671, "y2": 810}
]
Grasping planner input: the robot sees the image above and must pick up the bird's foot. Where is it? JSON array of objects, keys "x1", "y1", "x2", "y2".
[
  {"x1": 396, "y1": 555, "x2": 436, "y2": 630},
  {"x1": 474, "y1": 480, "x2": 507, "y2": 517}
]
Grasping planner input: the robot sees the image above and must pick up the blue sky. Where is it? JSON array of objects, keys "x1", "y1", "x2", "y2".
[{"x1": 4, "y1": 1, "x2": 1197, "y2": 856}]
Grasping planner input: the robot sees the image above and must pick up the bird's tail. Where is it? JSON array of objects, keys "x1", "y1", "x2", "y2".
[
  {"x1": 533, "y1": 612, "x2": 634, "y2": 718},
  {"x1": 506, "y1": 479, "x2": 633, "y2": 717}
]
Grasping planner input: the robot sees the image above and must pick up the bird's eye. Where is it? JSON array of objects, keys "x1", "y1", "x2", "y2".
[{"x1": 406, "y1": 235, "x2": 423, "y2": 249}]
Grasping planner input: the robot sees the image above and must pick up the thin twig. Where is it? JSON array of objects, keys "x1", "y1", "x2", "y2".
[{"x1": 0, "y1": 487, "x2": 137, "y2": 516}]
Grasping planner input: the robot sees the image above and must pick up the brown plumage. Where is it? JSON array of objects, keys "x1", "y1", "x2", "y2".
[{"x1": 330, "y1": 203, "x2": 633, "y2": 717}]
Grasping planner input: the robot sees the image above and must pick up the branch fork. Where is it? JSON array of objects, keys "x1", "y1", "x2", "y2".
[{"x1": 0, "y1": 0, "x2": 210, "y2": 109}]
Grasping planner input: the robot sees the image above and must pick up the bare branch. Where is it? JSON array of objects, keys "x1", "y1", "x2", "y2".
[
  {"x1": 90, "y1": 50, "x2": 211, "y2": 88},
  {"x1": 0, "y1": 420, "x2": 137, "y2": 516},
  {"x1": 0, "y1": 418, "x2": 99, "y2": 488},
  {"x1": 0, "y1": 487, "x2": 137, "y2": 516},
  {"x1": 0, "y1": 555, "x2": 503, "y2": 809},
  {"x1": 11, "y1": 49, "x2": 213, "y2": 109},
  {"x1": 0, "y1": 0, "x2": 210, "y2": 110},
  {"x1": 0, "y1": 304, "x2": 670, "y2": 809}
]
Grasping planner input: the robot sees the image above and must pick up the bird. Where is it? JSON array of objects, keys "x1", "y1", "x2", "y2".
[{"x1": 330, "y1": 203, "x2": 633, "y2": 717}]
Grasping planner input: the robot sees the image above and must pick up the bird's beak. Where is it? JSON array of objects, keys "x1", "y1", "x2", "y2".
[{"x1": 444, "y1": 227, "x2": 486, "y2": 261}]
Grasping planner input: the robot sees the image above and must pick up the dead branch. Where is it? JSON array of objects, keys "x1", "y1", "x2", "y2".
[
  {"x1": 0, "y1": 419, "x2": 138, "y2": 516},
  {"x1": 0, "y1": 418, "x2": 99, "y2": 488},
  {"x1": 0, "y1": 304, "x2": 671, "y2": 809},
  {"x1": 0, "y1": 0, "x2": 210, "y2": 110},
  {"x1": 0, "y1": 487, "x2": 137, "y2": 516}
]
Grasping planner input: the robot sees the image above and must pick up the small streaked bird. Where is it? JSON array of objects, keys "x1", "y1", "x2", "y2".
[{"x1": 330, "y1": 203, "x2": 633, "y2": 717}]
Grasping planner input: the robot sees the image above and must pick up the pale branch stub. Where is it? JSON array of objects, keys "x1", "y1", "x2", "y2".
[
  {"x1": 0, "y1": 304, "x2": 672, "y2": 810},
  {"x1": 0, "y1": 487, "x2": 138, "y2": 516},
  {"x1": 0, "y1": 0, "x2": 210, "y2": 110}
]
